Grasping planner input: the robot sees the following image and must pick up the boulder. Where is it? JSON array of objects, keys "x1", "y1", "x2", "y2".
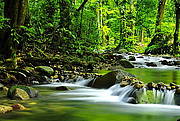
[
  {"x1": 0, "y1": 105, "x2": 13, "y2": 114},
  {"x1": 128, "y1": 56, "x2": 136, "y2": 61},
  {"x1": 91, "y1": 70, "x2": 135, "y2": 89},
  {"x1": 56, "y1": 86, "x2": 70, "y2": 91},
  {"x1": 146, "y1": 62, "x2": 157, "y2": 67},
  {"x1": 7, "y1": 86, "x2": 38, "y2": 99},
  {"x1": 35, "y1": 66, "x2": 54, "y2": 77},
  {"x1": 118, "y1": 59, "x2": 134, "y2": 68}
]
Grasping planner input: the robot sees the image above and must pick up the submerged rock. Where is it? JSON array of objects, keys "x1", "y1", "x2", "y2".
[
  {"x1": 56, "y1": 86, "x2": 70, "y2": 91},
  {"x1": 118, "y1": 59, "x2": 134, "y2": 68},
  {"x1": 0, "y1": 105, "x2": 13, "y2": 114},
  {"x1": 35, "y1": 66, "x2": 54, "y2": 77},
  {"x1": 128, "y1": 56, "x2": 136, "y2": 61},
  {"x1": 146, "y1": 62, "x2": 157, "y2": 67},
  {"x1": 91, "y1": 70, "x2": 135, "y2": 89}
]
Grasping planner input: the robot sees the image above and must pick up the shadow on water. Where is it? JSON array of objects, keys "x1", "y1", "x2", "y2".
[{"x1": 125, "y1": 68, "x2": 180, "y2": 84}]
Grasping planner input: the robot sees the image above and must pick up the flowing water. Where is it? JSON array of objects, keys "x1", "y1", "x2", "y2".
[{"x1": 1, "y1": 55, "x2": 180, "y2": 121}]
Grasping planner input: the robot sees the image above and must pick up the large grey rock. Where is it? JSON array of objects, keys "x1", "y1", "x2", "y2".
[
  {"x1": 35, "y1": 66, "x2": 54, "y2": 77},
  {"x1": 119, "y1": 59, "x2": 134, "y2": 68},
  {"x1": 91, "y1": 70, "x2": 135, "y2": 89}
]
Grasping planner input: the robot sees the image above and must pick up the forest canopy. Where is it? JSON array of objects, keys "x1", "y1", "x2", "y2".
[{"x1": 0, "y1": 0, "x2": 179, "y2": 60}]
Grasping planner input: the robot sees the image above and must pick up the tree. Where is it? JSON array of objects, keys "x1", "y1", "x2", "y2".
[
  {"x1": 173, "y1": 0, "x2": 180, "y2": 55},
  {"x1": 0, "y1": 0, "x2": 28, "y2": 58}
]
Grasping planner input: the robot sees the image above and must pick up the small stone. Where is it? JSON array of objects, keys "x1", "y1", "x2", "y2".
[
  {"x1": 120, "y1": 81, "x2": 130, "y2": 87},
  {"x1": 11, "y1": 104, "x2": 26, "y2": 110},
  {"x1": 2, "y1": 87, "x2": 8, "y2": 95},
  {"x1": 166, "y1": 86, "x2": 171, "y2": 90}
]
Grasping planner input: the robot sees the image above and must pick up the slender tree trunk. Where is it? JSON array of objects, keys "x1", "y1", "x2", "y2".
[
  {"x1": 139, "y1": 29, "x2": 144, "y2": 42},
  {"x1": 173, "y1": 0, "x2": 180, "y2": 55},
  {"x1": 114, "y1": 2, "x2": 126, "y2": 51},
  {"x1": 0, "y1": 0, "x2": 28, "y2": 58},
  {"x1": 77, "y1": 8, "x2": 84, "y2": 38}
]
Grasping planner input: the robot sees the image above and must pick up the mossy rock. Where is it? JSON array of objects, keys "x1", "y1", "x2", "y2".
[
  {"x1": 139, "y1": 90, "x2": 154, "y2": 104},
  {"x1": 35, "y1": 66, "x2": 54, "y2": 77},
  {"x1": 7, "y1": 85, "x2": 38, "y2": 99},
  {"x1": 119, "y1": 59, "x2": 134, "y2": 68},
  {"x1": 14, "y1": 88, "x2": 30, "y2": 100},
  {"x1": 118, "y1": 49, "x2": 128, "y2": 54}
]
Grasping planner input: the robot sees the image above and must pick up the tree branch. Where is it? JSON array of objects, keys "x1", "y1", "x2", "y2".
[{"x1": 76, "y1": 0, "x2": 88, "y2": 12}]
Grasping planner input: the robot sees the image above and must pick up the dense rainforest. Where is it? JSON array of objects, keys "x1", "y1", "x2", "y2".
[
  {"x1": 0, "y1": 0, "x2": 180, "y2": 120},
  {"x1": 0, "y1": 0, "x2": 179, "y2": 60}
]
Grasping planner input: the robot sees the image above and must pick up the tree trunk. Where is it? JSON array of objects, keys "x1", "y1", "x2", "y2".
[
  {"x1": 155, "y1": 0, "x2": 166, "y2": 32},
  {"x1": 173, "y1": 0, "x2": 180, "y2": 55},
  {"x1": 59, "y1": 0, "x2": 71, "y2": 29},
  {"x1": 146, "y1": 0, "x2": 166, "y2": 48},
  {"x1": 0, "y1": 0, "x2": 28, "y2": 58}
]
